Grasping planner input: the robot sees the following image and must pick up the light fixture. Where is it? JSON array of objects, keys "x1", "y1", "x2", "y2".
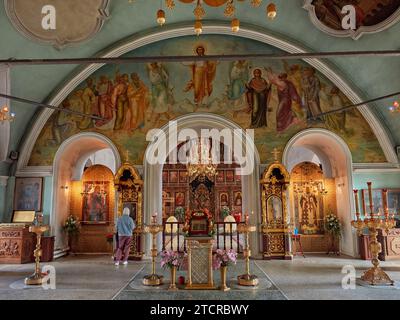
[
  {"x1": 157, "y1": 9, "x2": 166, "y2": 26},
  {"x1": 194, "y1": 20, "x2": 203, "y2": 36},
  {"x1": 231, "y1": 18, "x2": 240, "y2": 32},
  {"x1": 130, "y1": 1, "x2": 277, "y2": 34},
  {"x1": 267, "y1": 2, "x2": 277, "y2": 19},
  {"x1": 0, "y1": 105, "x2": 15, "y2": 123},
  {"x1": 389, "y1": 100, "x2": 400, "y2": 113},
  {"x1": 187, "y1": 138, "x2": 218, "y2": 180}
]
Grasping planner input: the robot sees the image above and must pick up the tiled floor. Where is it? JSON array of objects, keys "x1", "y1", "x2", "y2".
[{"x1": 1, "y1": 254, "x2": 400, "y2": 300}]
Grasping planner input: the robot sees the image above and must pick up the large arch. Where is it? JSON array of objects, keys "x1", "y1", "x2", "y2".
[
  {"x1": 51, "y1": 132, "x2": 121, "y2": 251},
  {"x1": 282, "y1": 128, "x2": 356, "y2": 256},
  {"x1": 143, "y1": 113, "x2": 262, "y2": 256},
  {"x1": 16, "y1": 22, "x2": 397, "y2": 176}
]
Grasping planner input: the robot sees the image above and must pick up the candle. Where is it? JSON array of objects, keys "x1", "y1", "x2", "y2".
[
  {"x1": 367, "y1": 182, "x2": 373, "y2": 217},
  {"x1": 353, "y1": 189, "x2": 360, "y2": 216},
  {"x1": 245, "y1": 212, "x2": 249, "y2": 224},
  {"x1": 382, "y1": 189, "x2": 389, "y2": 219}
]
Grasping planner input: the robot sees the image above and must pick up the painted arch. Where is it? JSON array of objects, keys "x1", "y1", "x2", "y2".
[{"x1": 16, "y1": 23, "x2": 396, "y2": 175}]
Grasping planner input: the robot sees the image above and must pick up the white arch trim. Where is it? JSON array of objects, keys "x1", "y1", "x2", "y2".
[
  {"x1": 16, "y1": 22, "x2": 398, "y2": 176},
  {"x1": 282, "y1": 128, "x2": 357, "y2": 256},
  {"x1": 50, "y1": 132, "x2": 121, "y2": 249},
  {"x1": 143, "y1": 112, "x2": 262, "y2": 256}
]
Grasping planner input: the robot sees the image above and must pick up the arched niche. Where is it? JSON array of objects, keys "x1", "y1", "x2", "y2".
[
  {"x1": 51, "y1": 132, "x2": 121, "y2": 251},
  {"x1": 282, "y1": 128, "x2": 356, "y2": 256},
  {"x1": 143, "y1": 113, "x2": 261, "y2": 256}
]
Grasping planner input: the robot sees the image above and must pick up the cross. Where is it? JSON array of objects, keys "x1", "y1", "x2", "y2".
[
  {"x1": 125, "y1": 150, "x2": 130, "y2": 163},
  {"x1": 271, "y1": 148, "x2": 281, "y2": 162}
]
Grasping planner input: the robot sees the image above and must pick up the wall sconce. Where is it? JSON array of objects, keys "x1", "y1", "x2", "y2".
[{"x1": 60, "y1": 185, "x2": 69, "y2": 190}]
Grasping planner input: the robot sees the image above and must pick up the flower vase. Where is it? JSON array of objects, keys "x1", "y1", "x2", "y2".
[
  {"x1": 219, "y1": 266, "x2": 230, "y2": 291},
  {"x1": 168, "y1": 266, "x2": 178, "y2": 290}
]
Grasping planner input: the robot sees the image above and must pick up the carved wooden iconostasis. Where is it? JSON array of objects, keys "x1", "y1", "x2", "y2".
[
  {"x1": 162, "y1": 141, "x2": 242, "y2": 223},
  {"x1": 114, "y1": 162, "x2": 143, "y2": 260},
  {"x1": 261, "y1": 160, "x2": 292, "y2": 260},
  {"x1": 289, "y1": 162, "x2": 338, "y2": 253},
  {"x1": 69, "y1": 164, "x2": 115, "y2": 253}
]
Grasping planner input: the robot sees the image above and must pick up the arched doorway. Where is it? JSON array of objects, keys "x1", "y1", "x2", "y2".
[
  {"x1": 143, "y1": 113, "x2": 261, "y2": 256},
  {"x1": 52, "y1": 132, "x2": 121, "y2": 252},
  {"x1": 283, "y1": 128, "x2": 356, "y2": 256}
]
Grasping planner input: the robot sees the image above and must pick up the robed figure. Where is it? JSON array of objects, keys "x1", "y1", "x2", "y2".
[
  {"x1": 245, "y1": 68, "x2": 271, "y2": 128},
  {"x1": 183, "y1": 45, "x2": 217, "y2": 107}
]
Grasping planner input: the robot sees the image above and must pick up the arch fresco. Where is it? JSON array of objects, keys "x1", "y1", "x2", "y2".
[{"x1": 28, "y1": 34, "x2": 386, "y2": 167}]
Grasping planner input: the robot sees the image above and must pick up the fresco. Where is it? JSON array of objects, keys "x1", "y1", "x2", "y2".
[
  {"x1": 311, "y1": 0, "x2": 400, "y2": 30},
  {"x1": 28, "y1": 35, "x2": 386, "y2": 166}
]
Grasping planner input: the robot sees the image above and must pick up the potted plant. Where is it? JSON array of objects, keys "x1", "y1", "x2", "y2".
[
  {"x1": 161, "y1": 250, "x2": 184, "y2": 290},
  {"x1": 63, "y1": 215, "x2": 80, "y2": 255},
  {"x1": 174, "y1": 206, "x2": 185, "y2": 222},
  {"x1": 324, "y1": 213, "x2": 341, "y2": 255},
  {"x1": 213, "y1": 249, "x2": 237, "y2": 291},
  {"x1": 220, "y1": 206, "x2": 230, "y2": 219}
]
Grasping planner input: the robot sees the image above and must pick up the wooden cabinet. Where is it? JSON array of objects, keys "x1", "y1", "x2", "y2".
[
  {"x1": 358, "y1": 229, "x2": 400, "y2": 261},
  {"x1": 0, "y1": 224, "x2": 35, "y2": 264},
  {"x1": 41, "y1": 236, "x2": 55, "y2": 262}
]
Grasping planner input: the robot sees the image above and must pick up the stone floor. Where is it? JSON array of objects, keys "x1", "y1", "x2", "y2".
[{"x1": 1, "y1": 254, "x2": 400, "y2": 300}]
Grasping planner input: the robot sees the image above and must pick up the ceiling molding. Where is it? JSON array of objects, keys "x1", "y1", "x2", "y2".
[
  {"x1": 16, "y1": 22, "x2": 399, "y2": 175},
  {"x1": 303, "y1": 0, "x2": 400, "y2": 40},
  {"x1": 4, "y1": 0, "x2": 110, "y2": 50}
]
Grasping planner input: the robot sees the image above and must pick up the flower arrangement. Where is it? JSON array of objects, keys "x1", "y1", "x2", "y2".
[
  {"x1": 160, "y1": 250, "x2": 185, "y2": 270},
  {"x1": 63, "y1": 215, "x2": 80, "y2": 235},
  {"x1": 220, "y1": 206, "x2": 231, "y2": 219},
  {"x1": 212, "y1": 249, "x2": 237, "y2": 270},
  {"x1": 324, "y1": 213, "x2": 341, "y2": 238},
  {"x1": 174, "y1": 206, "x2": 185, "y2": 222}
]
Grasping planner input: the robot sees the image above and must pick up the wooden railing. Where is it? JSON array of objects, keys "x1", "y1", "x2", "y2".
[{"x1": 162, "y1": 221, "x2": 244, "y2": 254}]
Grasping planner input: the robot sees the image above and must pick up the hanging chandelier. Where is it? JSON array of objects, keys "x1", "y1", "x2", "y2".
[
  {"x1": 132, "y1": 0, "x2": 277, "y2": 35},
  {"x1": 389, "y1": 100, "x2": 399, "y2": 113},
  {"x1": 187, "y1": 138, "x2": 218, "y2": 180},
  {"x1": 0, "y1": 105, "x2": 15, "y2": 124}
]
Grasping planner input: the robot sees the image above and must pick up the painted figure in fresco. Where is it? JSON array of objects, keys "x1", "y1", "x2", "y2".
[
  {"x1": 147, "y1": 62, "x2": 172, "y2": 126},
  {"x1": 228, "y1": 60, "x2": 249, "y2": 100},
  {"x1": 95, "y1": 75, "x2": 114, "y2": 127},
  {"x1": 79, "y1": 78, "x2": 97, "y2": 130},
  {"x1": 245, "y1": 68, "x2": 271, "y2": 128},
  {"x1": 51, "y1": 99, "x2": 74, "y2": 145},
  {"x1": 301, "y1": 67, "x2": 323, "y2": 121},
  {"x1": 266, "y1": 68, "x2": 302, "y2": 133},
  {"x1": 126, "y1": 73, "x2": 150, "y2": 131},
  {"x1": 283, "y1": 61, "x2": 305, "y2": 119},
  {"x1": 183, "y1": 45, "x2": 218, "y2": 108},
  {"x1": 112, "y1": 73, "x2": 129, "y2": 130},
  {"x1": 325, "y1": 86, "x2": 347, "y2": 133}
]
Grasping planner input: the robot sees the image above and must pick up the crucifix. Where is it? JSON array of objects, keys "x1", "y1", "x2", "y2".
[{"x1": 271, "y1": 148, "x2": 281, "y2": 162}]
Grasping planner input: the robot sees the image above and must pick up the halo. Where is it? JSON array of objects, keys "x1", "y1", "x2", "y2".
[{"x1": 193, "y1": 42, "x2": 208, "y2": 55}]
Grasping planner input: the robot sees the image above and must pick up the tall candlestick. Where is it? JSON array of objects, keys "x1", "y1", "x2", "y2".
[
  {"x1": 382, "y1": 189, "x2": 389, "y2": 220},
  {"x1": 353, "y1": 189, "x2": 360, "y2": 219},
  {"x1": 367, "y1": 182, "x2": 374, "y2": 218}
]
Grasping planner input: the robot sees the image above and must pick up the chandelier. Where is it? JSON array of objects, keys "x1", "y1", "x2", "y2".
[
  {"x1": 0, "y1": 105, "x2": 15, "y2": 124},
  {"x1": 389, "y1": 100, "x2": 399, "y2": 113},
  {"x1": 131, "y1": 1, "x2": 277, "y2": 35},
  {"x1": 187, "y1": 138, "x2": 218, "y2": 180}
]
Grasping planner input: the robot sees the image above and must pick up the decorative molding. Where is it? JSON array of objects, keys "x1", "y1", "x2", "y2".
[
  {"x1": 4, "y1": 0, "x2": 110, "y2": 50},
  {"x1": 0, "y1": 176, "x2": 9, "y2": 187},
  {"x1": 16, "y1": 22, "x2": 398, "y2": 176},
  {"x1": 303, "y1": 0, "x2": 400, "y2": 40},
  {"x1": 0, "y1": 64, "x2": 10, "y2": 163}
]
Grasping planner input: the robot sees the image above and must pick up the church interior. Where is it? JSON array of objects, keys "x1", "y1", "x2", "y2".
[{"x1": 1, "y1": 0, "x2": 400, "y2": 302}]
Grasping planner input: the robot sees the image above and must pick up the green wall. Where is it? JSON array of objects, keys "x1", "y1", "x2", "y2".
[{"x1": 353, "y1": 172, "x2": 400, "y2": 190}]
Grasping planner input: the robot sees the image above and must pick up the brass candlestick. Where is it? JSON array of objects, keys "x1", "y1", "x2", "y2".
[
  {"x1": 143, "y1": 219, "x2": 164, "y2": 286},
  {"x1": 351, "y1": 184, "x2": 395, "y2": 286},
  {"x1": 25, "y1": 225, "x2": 49, "y2": 286},
  {"x1": 237, "y1": 222, "x2": 259, "y2": 286}
]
